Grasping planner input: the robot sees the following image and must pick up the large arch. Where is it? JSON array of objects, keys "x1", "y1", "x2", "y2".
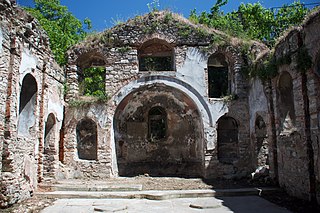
[{"x1": 113, "y1": 83, "x2": 204, "y2": 177}]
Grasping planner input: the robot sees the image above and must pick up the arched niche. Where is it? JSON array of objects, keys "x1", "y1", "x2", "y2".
[
  {"x1": 18, "y1": 73, "x2": 37, "y2": 136},
  {"x1": 44, "y1": 113, "x2": 56, "y2": 153},
  {"x1": 217, "y1": 116, "x2": 238, "y2": 164},
  {"x1": 114, "y1": 84, "x2": 204, "y2": 177},
  {"x1": 76, "y1": 118, "x2": 98, "y2": 160},
  {"x1": 148, "y1": 106, "x2": 167, "y2": 140},
  {"x1": 76, "y1": 52, "x2": 106, "y2": 97},
  {"x1": 278, "y1": 71, "x2": 295, "y2": 130}
]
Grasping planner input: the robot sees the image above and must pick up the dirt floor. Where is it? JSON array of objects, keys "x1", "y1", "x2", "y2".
[{"x1": 2, "y1": 176, "x2": 320, "y2": 213}]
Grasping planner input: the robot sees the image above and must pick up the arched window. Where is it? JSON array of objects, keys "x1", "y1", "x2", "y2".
[
  {"x1": 76, "y1": 118, "x2": 97, "y2": 160},
  {"x1": 217, "y1": 116, "x2": 238, "y2": 164},
  {"x1": 18, "y1": 74, "x2": 37, "y2": 136},
  {"x1": 208, "y1": 53, "x2": 229, "y2": 98},
  {"x1": 148, "y1": 106, "x2": 167, "y2": 140},
  {"x1": 278, "y1": 72, "x2": 295, "y2": 129},
  {"x1": 44, "y1": 113, "x2": 56, "y2": 153},
  {"x1": 139, "y1": 39, "x2": 174, "y2": 71},
  {"x1": 77, "y1": 52, "x2": 106, "y2": 97}
]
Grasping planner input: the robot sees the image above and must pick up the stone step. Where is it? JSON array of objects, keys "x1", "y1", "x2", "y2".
[
  {"x1": 38, "y1": 183, "x2": 143, "y2": 192},
  {"x1": 35, "y1": 187, "x2": 280, "y2": 200}
]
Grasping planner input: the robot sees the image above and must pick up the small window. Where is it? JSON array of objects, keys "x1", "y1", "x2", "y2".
[
  {"x1": 217, "y1": 116, "x2": 238, "y2": 164},
  {"x1": 76, "y1": 118, "x2": 97, "y2": 160},
  {"x1": 76, "y1": 53, "x2": 106, "y2": 98},
  {"x1": 139, "y1": 39, "x2": 174, "y2": 71},
  {"x1": 208, "y1": 53, "x2": 229, "y2": 98},
  {"x1": 149, "y1": 107, "x2": 167, "y2": 140}
]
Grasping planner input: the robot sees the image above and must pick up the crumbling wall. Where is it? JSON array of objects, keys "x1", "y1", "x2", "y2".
[
  {"x1": 302, "y1": 10, "x2": 320, "y2": 202},
  {"x1": 0, "y1": 0, "x2": 64, "y2": 207},
  {"x1": 62, "y1": 102, "x2": 112, "y2": 179},
  {"x1": 267, "y1": 10, "x2": 320, "y2": 201},
  {"x1": 65, "y1": 11, "x2": 265, "y2": 180}
]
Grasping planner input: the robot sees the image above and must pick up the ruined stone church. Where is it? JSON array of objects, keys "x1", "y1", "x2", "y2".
[{"x1": 1, "y1": 0, "x2": 320, "y2": 207}]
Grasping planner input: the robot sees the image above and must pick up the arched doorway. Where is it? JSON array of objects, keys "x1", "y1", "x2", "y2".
[
  {"x1": 217, "y1": 116, "x2": 238, "y2": 164},
  {"x1": 114, "y1": 83, "x2": 204, "y2": 177}
]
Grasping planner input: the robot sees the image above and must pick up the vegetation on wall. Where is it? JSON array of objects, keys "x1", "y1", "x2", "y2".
[
  {"x1": 189, "y1": 0, "x2": 310, "y2": 47},
  {"x1": 24, "y1": 0, "x2": 92, "y2": 65},
  {"x1": 78, "y1": 67, "x2": 107, "y2": 99},
  {"x1": 245, "y1": 45, "x2": 313, "y2": 81}
]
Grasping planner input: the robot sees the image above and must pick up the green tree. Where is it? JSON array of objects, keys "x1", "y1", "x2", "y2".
[
  {"x1": 79, "y1": 67, "x2": 106, "y2": 98},
  {"x1": 190, "y1": 1, "x2": 309, "y2": 46},
  {"x1": 25, "y1": 0, "x2": 91, "y2": 65}
]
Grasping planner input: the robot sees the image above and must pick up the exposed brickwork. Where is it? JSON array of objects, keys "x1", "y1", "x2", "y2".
[{"x1": 0, "y1": 0, "x2": 64, "y2": 208}]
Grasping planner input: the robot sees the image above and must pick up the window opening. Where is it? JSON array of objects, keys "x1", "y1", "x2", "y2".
[
  {"x1": 208, "y1": 53, "x2": 228, "y2": 98},
  {"x1": 139, "y1": 39, "x2": 174, "y2": 71},
  {"x1": 149, "y1": 107, "x2": 167, "y2": 140}
]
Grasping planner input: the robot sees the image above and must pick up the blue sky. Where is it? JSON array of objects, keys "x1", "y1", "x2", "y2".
[{"x1": 17, "y1": 0, "x2": 318, "y2": 32}]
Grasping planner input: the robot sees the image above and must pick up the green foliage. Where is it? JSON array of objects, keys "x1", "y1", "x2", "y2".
[
  {"x1": 69, "y1": 94, "x2": 109, "y2": 108},
  {"x1": 69, "y1": 99, "x2": 90, "y2": 108},
  {"x1": 243, "y1": 52, "x2": 275, "y2": 81},
  {"x1": 79, "y1": 67, "x2": 106, "y2": 97},
  {"x1": 190, "y1": 1, "x2": 309, "y2": 47},
  {"x1": 25, "y1": 0, "x2": 91, "y2": 65},
  {"x1": 177, "y1": 23, "x2": 192, "y2": 38},
  {"x1": 164, "y1": 12, "x2": 174, "y2": 23}
]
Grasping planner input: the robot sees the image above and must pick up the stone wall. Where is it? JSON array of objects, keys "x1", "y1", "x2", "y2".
[
  {"x1": 3, "y1": 0, "x2": 320, "y2": 207},
  {"x1": 64, "y1": 11, "x2": 267, "y2": 180},
  {"x1": 0, "y1": 0, "x2": 64, "y2": 207},
  {"x1": 250, "y1": 10, "x2": 320, "y2": 201}
]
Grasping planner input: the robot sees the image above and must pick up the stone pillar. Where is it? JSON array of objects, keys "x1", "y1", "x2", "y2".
[{"x1": 65, "y1": 64, "x2": 79, "y2": 102}]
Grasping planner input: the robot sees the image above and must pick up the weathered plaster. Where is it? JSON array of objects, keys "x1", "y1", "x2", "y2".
[
  {"x1": 249, "y1": 78, "x2": 268, "y2": 130},
  {"x1": 17, "y1": 95, "x2": 36, "y2": 136},
  {"x1": 48, "y1": 97, "x2": 64, "y2": 122},
  {"x1": 19, "y1": 49, "x2": 38, "y2": 81},
  {"x1": 177, "y1": 47, "x2": 207, "y2": 96}
]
